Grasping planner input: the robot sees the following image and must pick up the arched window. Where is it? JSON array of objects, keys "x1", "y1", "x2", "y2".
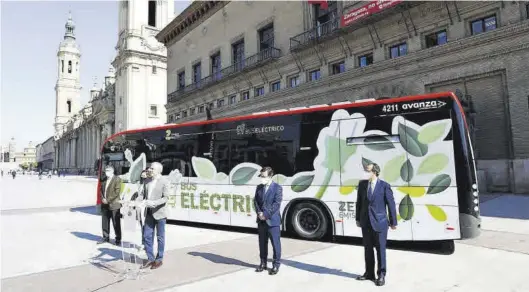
[
  {"x1": 148, "y1": 0, "x2": 156, "y2": 27},
  {"x1": 68, "y1": 61, "x2": 72, "y2": 73},
  {"x1": 67, "y1": 100, "x2": 72, "y2": 113},
  {"x1": 76, "y1": 62, "x2": 78, "y2": 72},
  {"x1": 61, "y1": 60, "x2": 64, "y2": 73}
]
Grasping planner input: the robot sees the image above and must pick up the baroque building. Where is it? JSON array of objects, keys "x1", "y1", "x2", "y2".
[
  {"x1": 156, "y1": 1, "x2": 529, "y2": 193},
  {"x1": 52, "y1": 1, "x2": 175, "y2": 174}
]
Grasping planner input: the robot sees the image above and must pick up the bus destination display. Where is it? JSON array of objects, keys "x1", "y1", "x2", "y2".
[{"x1": 380, "y1": 99, "x2": 448, "y2": 114}]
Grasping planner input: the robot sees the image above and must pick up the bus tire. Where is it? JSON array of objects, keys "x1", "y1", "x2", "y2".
[
  {"x1": 440, "y1": 240, "x2": 455, "y2": 254},
  {"x1": 289, "y1": 202, "x2": 328, "y2": 240}
]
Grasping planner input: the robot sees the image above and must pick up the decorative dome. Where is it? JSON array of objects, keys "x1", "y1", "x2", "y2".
[
  {"x1": 64, "y1": 11, "x2": 76, "y2": 40},
  {"x1": 58, "y1": 11, "x2": 80, "y2": 55}
]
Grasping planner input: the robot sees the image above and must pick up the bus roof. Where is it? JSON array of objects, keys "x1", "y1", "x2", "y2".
[{"x1": 102, "y1": 91, "x2": 466, "y2": 149}]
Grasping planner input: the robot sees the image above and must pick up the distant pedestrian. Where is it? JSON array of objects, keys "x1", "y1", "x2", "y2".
[{"x1": 355, "y1": 163, "x2": 397, "y2": 286}]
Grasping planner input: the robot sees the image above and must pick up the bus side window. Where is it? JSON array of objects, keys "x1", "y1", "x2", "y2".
[{"x1": 296, "y1": 122, "x2": 330, "y2": 173}]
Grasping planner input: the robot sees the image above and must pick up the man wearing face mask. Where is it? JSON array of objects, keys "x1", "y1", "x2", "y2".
[
  {"x1": 355, "y1": 163, "x2": 397, "y2": 286},
  {"x1": 98, "y1": 165, "x2": 123, "y2": 245},
  {"x1": 140, "y1": 162, "x2": 169, "y2": 270},
  {"x1": 254, "y1": 166, "x2": 283, "y2": 275}
]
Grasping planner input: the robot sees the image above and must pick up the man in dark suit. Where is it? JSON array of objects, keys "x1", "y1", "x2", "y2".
[
  {"x1": 355, "y1": 163, "x2": 397, "y2": 286},
  {"x1": 254, "y1": 166, "x2": 283, "y2": 275},
  {"x1": 98, "y1": 165, "x2": 123, "y2": 245}
]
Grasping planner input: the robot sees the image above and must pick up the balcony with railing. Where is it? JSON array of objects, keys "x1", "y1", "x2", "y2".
[
  {"x1": 290, "y1": 13, "x2": 340, "y2": 51},
  {"x1": 168, "y1": 47, "x2": 281, "y2": 103}
]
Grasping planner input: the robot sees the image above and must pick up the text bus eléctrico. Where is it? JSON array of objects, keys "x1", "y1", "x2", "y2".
[{"x1": 97, "y1": 92, "x2": 481, "y2": 248}]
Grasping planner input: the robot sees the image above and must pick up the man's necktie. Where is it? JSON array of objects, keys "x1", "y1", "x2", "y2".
[{"x1": 368, "y1": 181, "x2": 373, "y2": 199}]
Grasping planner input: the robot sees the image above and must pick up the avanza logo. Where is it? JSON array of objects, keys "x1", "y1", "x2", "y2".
[
  {"x1": 402, "y1": 100, "x2": 447, "y2": 110},
  {"x1": 236, "y1": 123, "x2": 285, "y2": 135}
]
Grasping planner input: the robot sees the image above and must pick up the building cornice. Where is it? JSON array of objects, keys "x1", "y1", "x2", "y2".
[
  {"x1": 156, "y1": 1, "x2": 228, "y2": 47},
  {"x1": 112, "y1": 49, "x2": 168, "y2": 69}
]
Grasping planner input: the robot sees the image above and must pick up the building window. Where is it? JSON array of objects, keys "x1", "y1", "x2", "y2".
[
  {"x1": 150, "y1": 105, "x2": 157, "y2": 116},
  {"x1": 308, "y1": 69, "x2": 321, "y2": 81},
  {"x1": 425, "y1": 30, "x2": 447, "y2": 48},
  {"x1": 259, "y1": 24, "x2": 274, "y2": 51},
  {"x1": 208, "y1": 102, "x2": 214, "y2": 110},
  {"x1": 241, "y1": 91, "x2": 250, "y2": 101},
  {"x1": 217, "y1": 98, "x2": 225, "y2": 107},
  {"x1": 232, "y1": 40, "x2": 245, "y2": 71},
  {"x1": 331, "y1": 61, "x2": 345, "y2": 75},
  {"x1": 61, "y1": 60, "x2": 64, "y2": 73},
  {"x1": 176, "y1": 113, "x2": 180, "y2": 120},
  {"x1": 289, "y1": 76, "x2": 300, "y2": 88},
  {"x1": 255, "y1": 87, "x2": 264, "y2": 97},
  {"x1": 68, "y1": 61, "x2": 72, "y2": 73},
  {"x1": 152, "y1": 65, "x2": 157, "y2": 74},
  {"x1": 527, "y1": 4, "x2": 529, "y2": 19},
  {"x1": 190, "y1": 108, "x2": 196, "y2": 116},
  {"x1": 471, "y1": 15, "x2": 497, "y2": 35},
  {"x1": 193, "y1": 62, "x2": 201, "y2": 84},
  {"x1": 198, "y1": 105, "x2": 205, "y2": 113},
  {"x1": 211, "y1": 52, "x2": 221, "y2": 80},
  {"x1": 67, "y1": 100, "x2": 72, "y2": 113},
  {"x1": 358, "y1": 53, "x2": 373, "y2": 67},
  {"x1": 229, "y1": 95, "x2": 236, "y2": 104},
  {"x1": 178, "y1": 71, "x2": 185, "y2": 89},
  {"x1": 182, "y1": 110, "x2": 188, "y2": 118},
  {"x1": 389, "y1": 43, "x2": 407, "y2": 59},
  {"x1": 271, "y1": 81, "x2": 280, "y2": 92},
  {"x1": 76, "y1": 62, "x2": 78, "y2": 72},
  {"x1": 148, "y1": 0, "x2": 157, "y2": 27}
]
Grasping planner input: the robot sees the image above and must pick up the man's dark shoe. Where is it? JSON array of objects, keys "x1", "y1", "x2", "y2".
[
  {"x1": 97, "y1": 238, "x2": 109, "y2": 244},
  {"x1": 255, "y1": 263, "x2": 267, "y2": 272},
  {"x1": 375, "y1": 275, "x2": 385, "y2": 286},
  {"x1": 151, "y1": 261, "x2": 163, "y2": 269},
  {"x1": 141, "y1": 261, "x2": 154, "y2": 269},
  {"x1": 356, "y1": 273, "x2": 376, "y2": 281},
  {"x1": 268, "y1": 266, "x2": 279, "y2": 275},
  {"x1": 115, "y1": 240, "x2": 121, "y2": 246}
]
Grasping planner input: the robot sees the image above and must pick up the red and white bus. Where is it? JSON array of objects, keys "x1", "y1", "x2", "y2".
[{"x1": 97, "y1": 92, "x2": 480, "y2": 248}]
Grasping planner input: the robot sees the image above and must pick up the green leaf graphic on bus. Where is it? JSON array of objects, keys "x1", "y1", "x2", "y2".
[
  {"x1": 399, "y1": 194, "x2": 414, "y2": 221},
  {"x1": 398, "y1": 122, "x2": 428, "y2": 157},
  {"x1": 427, "y1": 174, "x2": 451, "y2": 194},
  {"x1": 417, "y1": 153, "x2": 449, "y2": 175},
  {"x1": 192, "y1": 156, "x2": 216, "y2": 180},
  {"x1": 340, "y1": 179, "x2": 360, "y2": 195},
  {"x1": 426, "y1": 205, "x2": 447, "y2": 222},
  {"x1": 128, "y1": 153, "x2": 146, "y2": 183},
  {"x1": 215, "y1": 172, "x2": 228, "y2": 182},
  {"x1": 291, "y1": 173, "x2": 315, "y2": 193},
  {"x1": 324, "y1": 136, "x2": 356, "y2": 172},
  {"x1": 363, "y1": 135, "x2": 395, "y2": 151},
  {"x1": 361, "y1": 157, "x2": 374, "y2": 170},
  {"x1": 272, "y1": 174, "x2": 287, "y2": 185},
  {"x1": 381, "y1": 154, "x2": 405, "y2": 183},
  {"x1": 418, "y1": 120, "x2": 452, "y2": 144},
  {"x1": 231, "y1": 166, "x2": 259, "y2": 185},
  {"x1": 400, "y1": 159, "x2": 414, "y2": 182}
]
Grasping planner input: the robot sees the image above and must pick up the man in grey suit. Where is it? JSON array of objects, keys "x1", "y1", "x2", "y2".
[{"x1": 140, "y1": 162, "x2": 169, "y2": 270}]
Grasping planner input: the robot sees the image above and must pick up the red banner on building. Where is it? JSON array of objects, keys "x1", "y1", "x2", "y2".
[
  {"x1": 308, "y1": 0, "x2": 328, "y2": 10},
  {"x1": 341, "y1": 0, "x2": 402, "y2": 27}
]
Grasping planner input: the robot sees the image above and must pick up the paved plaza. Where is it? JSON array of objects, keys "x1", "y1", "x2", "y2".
[{"x1": 1, "y1": 175, "x2": 528, "y2": 292}]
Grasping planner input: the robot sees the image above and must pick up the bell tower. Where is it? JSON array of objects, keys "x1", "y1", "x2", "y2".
[{"x1": 54, "y1": 11, "x2": 81, "y2": 136}]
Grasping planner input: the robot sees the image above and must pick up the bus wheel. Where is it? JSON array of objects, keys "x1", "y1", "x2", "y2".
[
  {"x1": 440, "y1": 240, "x2": 455, "y2": 254},
  {"x1": 290, "y1": 202, "x2": 328, "y2": 240}
]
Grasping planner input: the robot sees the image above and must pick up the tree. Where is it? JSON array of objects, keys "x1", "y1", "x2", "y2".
[
  {"x1": 19, "y1": 162, "x2": 29, "y2": 170},
  {"x1": 31, "y1": 162, "x2": 38, "y2": 169}
]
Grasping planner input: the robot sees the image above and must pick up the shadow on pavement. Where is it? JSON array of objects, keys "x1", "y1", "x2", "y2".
[
  {"x1": 188, "y1": 251, "x2": 255, "y2": 268},
  {"x1": 70, "y1": 206, "x2": 99, "y2": 216},
  {"x1": 280, "y1": 259, "x2": 360, "y2": 278},
  {"x1": 187, "y1": 251, "x2": 359, "y2": 278},
  {"x1": 479, "y1": 194, "x2": 529, "y2": 220},
  {"x1": 71, "y1": 231, "x2": 101, "y2": 242},
  {"x1": 170, "y1": 220, "x2": 452, "y2": 255}
]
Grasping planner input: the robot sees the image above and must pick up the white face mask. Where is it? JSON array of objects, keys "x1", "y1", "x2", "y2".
[
  {"x1": 105, "y1": 171, "x2": 113, "y2": 177},
  {"x1": 261, "y1": 177, "x2": 270, "y2": 185},
  {"x1": 363, "y1": 171, "x2": 372, "y2": 180}
]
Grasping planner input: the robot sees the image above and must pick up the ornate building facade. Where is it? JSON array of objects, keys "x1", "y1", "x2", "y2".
[
  {"x1": 52, "y1": 1, "x2": 175, "y2": 174},
  {"x1": 157, "y1": 1, "x2": 529, "y2": 193}
]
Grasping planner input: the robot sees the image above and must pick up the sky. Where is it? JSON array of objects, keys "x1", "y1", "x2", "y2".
[{"x1": 1, "y1": 1, "x2": 190, "y2": 151}]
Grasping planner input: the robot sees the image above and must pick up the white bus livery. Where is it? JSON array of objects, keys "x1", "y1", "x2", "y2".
[{"x1": 97, "y1": 92, "x2": 481, "y2": 248}]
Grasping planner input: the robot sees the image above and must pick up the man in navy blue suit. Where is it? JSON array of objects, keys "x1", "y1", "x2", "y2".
[
  {"x1": 254, "y1": 166, "x2": 283, "y2": 275},
  {"x1": 355, "y1": 163, "x2": 397, "y2": 286}
]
